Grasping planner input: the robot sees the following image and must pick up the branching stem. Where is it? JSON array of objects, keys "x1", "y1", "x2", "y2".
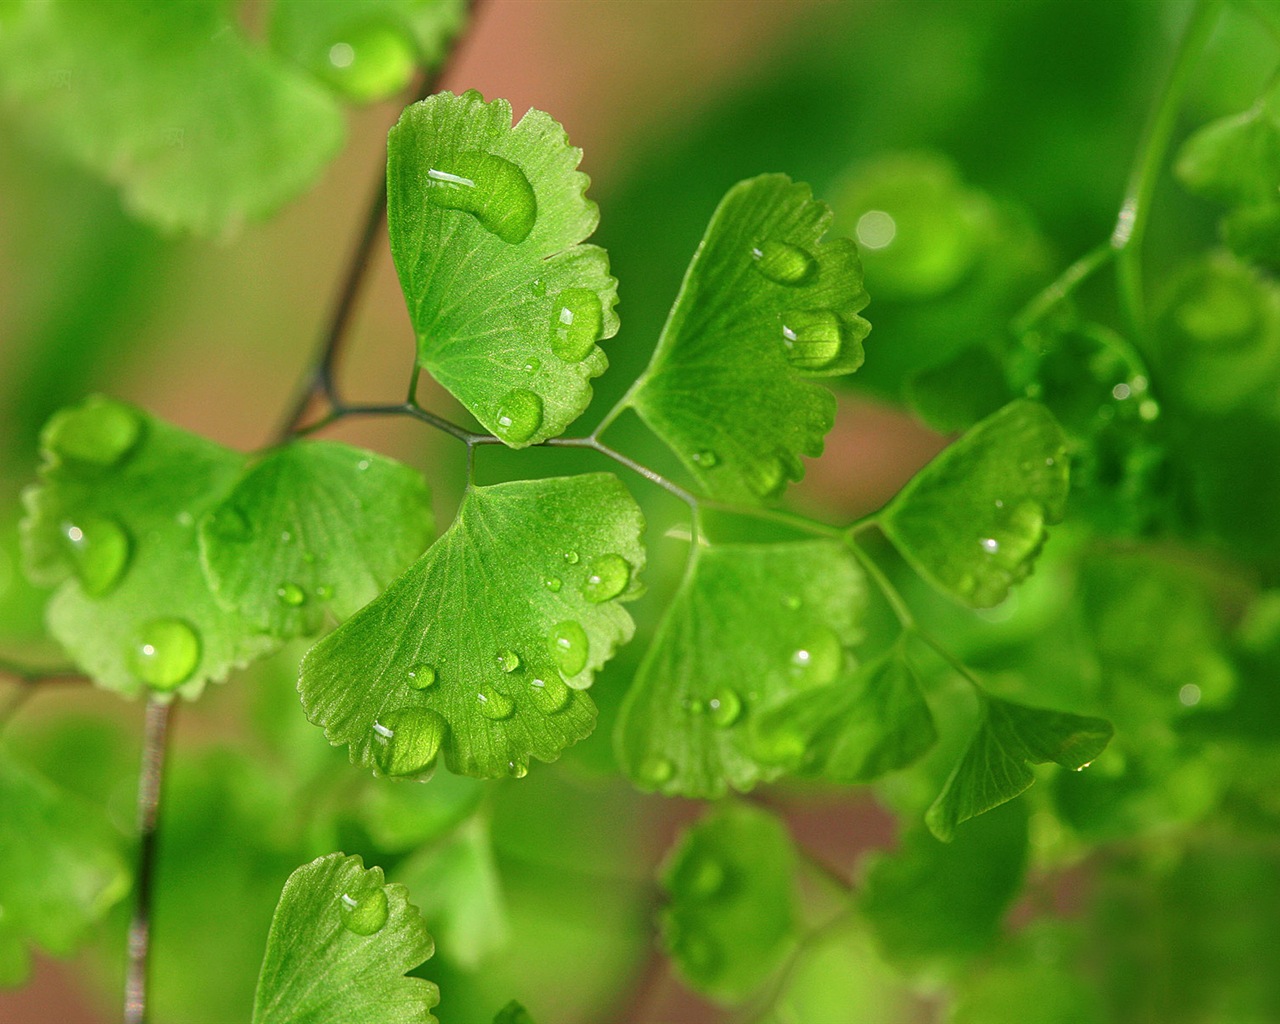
[{"x1": 1012, "y1": 242, "x2": 1113, "y2": 336}]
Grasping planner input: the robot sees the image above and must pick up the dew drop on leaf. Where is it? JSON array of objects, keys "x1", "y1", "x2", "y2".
[
  {"x1": 493, "y1": 388, "x2": 543, "y2": 443},
  {"x1": 61, "y1": 515, "x2": 130, "y2": 597},
  {"x1": 744, "y1": 453, "x2": 787, "y2": 499},
  {"x1": 980, "y1": 537, "x2": 1000, "y2": 554},
  {"x1": 130, "y1": 618, "x2": 200, "y2": 691},
  {"x1": 779, "y1": 309, "x2": 844, "y2": 370},
  {"x1": 522, "y1": 357, "x2": 541, "y2": 374},
  {"x1": 750, "y1": 240, "x2": 816, "y2": 285},
  {"x1": 46, "y1": 397, "x2": 142, "y2": 467},
  {"x1": 315, "y1": 583, "x2": 334, "y2": 601},
  {"x1": 477, "y1": 688, "x2": 515, "y2": 720},
  {"x1": 426, "y1": 151, "x2": 537, "y2": 244},
  {"x1": 507, "y1": 760, "x2": 529, "y2": 779},
  {"x1": 548, "y1": 620, "x2": 589, "y2": 676},
  {"x1": 549, "y1": 287, "x2": 603, "y2": 362},
  {"x1": 529, "y1": 674, "x2": 571, "y2": 714},
  {"x1": 582, "y1": 553, "x2": 631, "y2": 603},
  {"x1": 788, "y1": 625, "x2": 842, "y2": 688},
  {"x1": 563, "y1": 550, "x2": 580, "y2": 565},
  {"x1": 338, "y1": 887, "x2": 389, "y2": 936},
  {"x1": 708, "y1": 688, "x2": 743, "y2": 728},
  {"x1": 691, "y1": 449, "x2": 719, "y2": 468},
  {"x1": 372, "y1": 708, "x2": 446, "y2": 776},
  {"x1": 543, "y1": 576, "x2": 562, "y2": 592},
  {"x1": 276, "y1": 582, "x2": 306, "y2": 607},
  {"x1": 496, "y1": 648, "x2": 522, "y2": 673},
  {"x1": 407, "y1": 662, "x2": 437, "y2": 690},
  {"x1": 639, "y1": 754, "x2": 674, "y2": 786}
]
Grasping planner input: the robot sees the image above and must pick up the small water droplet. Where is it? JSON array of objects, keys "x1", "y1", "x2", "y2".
[
  {"x1": 315, "y1": 583, "x2": 334, "y2": 601},
  {"x1": 1138, "y1": 398, "x2": 1160, "y2": 421},
  {"x1": 407, "y1": 662, "x2": 437, "y2": 690},
  {"x1": 745, "y1": 453, "x2": 787, "y2": 499},
  {"x1": 507, "y1": 760, "x2": 529, "y2": 779},
  {"x1": 980, "y1": 537, "x2": 1000, "y2": 554},
  {"x1": 530, "y1": 277, "x2": 548, "y2": 296},
  {"x1": 46, "y1": 397, "x2": 143, "y2": 467},
  {"x1": 496, "y1": 649, "x2": 522, "y2": 673},
  {"x1": 789, "y1": 625, "x2": 842, "y2": 688},
  {"x1": 1111, "y1": 382, "x2": 1131, "y2": 401},
  {"x1": 426, "y1": 150, "x2": 537, "y2": 244},
  {"x1": 1178, "y1": 683, "x2": 1202, "y2": 707},
  {"x1": 522, "y1": 357, "x2": 541, "y2": 374},
  {"x1": 338, "y1": 887, "x2": 389, "y2": 935},
  {"x1": 639, "y1": 754, "x2": 674, "y2": 786},
  {"x1": 493, "y1": 388, "x2": 543, "y2": 443},
  {"x1": 994, "y1": 499, "x2": 1005, "y2": 509},
  {"x1": 61, "y1": 515, "x2": 130, "y2": 596},
  {"x1": 582, "y1": 553, "x2": 631, "y2": 603},
  {"x1": 563, "y1": 550, "x2": 579, "y2": 565},
  {"x1": 750, "y1": 240, "x2": 816, "y2": 285},
  {"x1": 356, "y1": 458, "x2": 371, "y2": 471},
  {"x1": 131, "y1": 619, "x2": 200, "y2": 691},
  {"x1": 779, "y1": 310, "x2": 844, "y2": 370},
  {"x1": 477, "y1": 688, "x2": 515, "y2": 720},
  {"x1": 281, "y1": 530, "x2": 294, "y2": 544},
  {"x1": 549, "y1": 620, "x2": 589, "y2": 676},
  {"x1": 708, "y1": 688, "x2": 743, "y2": 728},
  {"x1": 549, "y1": 288, "x2": 603, "y2": 362},
  {"x1": 373, "y1": 707, "x2": 447, "y2": 776},
  {"x1": 277, "y1": 582, "x2": 306, "y2": 606},
  {"x1": 529, "y1": 674, "x2": 571, "y2": 714},
  {"x1": 543, "y1": 576, "x2": 562, "y2": 592},
  {"x1": 691, "y1": 449, "x2": 719, "y2": 468}
]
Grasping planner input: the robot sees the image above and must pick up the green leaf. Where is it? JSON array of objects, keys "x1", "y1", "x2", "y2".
[
  {"x1": 387, "y1": 91, "x2": 618, "y2": 447},
  {"x1": 299, "y1": 474, "x2": 644, "y2": 779},
  {"x1": 628, "y1": 173, "x2": 870, "y2": 502},
  {"x1": 270, "y1": 0, "x2": 465, "y2": 103},
  {"x1": 0, "y1": 0, "x2": 344, "y2": 235},
  {"x1": 200, "y1": 440, "x2": 433, "y2": 640},
  {"x1": 749, "y1": 645, "x2": 936, "y2": 784},
  {"x1": 660, "y1": 804, "x2": 797, "y2": 1003},
  {"x1": 880, "y1": 400, "x2": 1069, "y2": 609},
  {"x1": 20, "y1": 396, "x2": 276, "y2": 698},
  {"x1": 356, "y1": 770, "x2": 484, "y2": 854},
  {"x1": 1176, "y1": 78, "x2": 1280, "y2": 206},
  {"x1": 615, "y1": 540, "x2": 866, "y2": 798},
  {"x1": 926, "y1": 694, "x2": 1113, "y2": 841},
  {"x1": 252, "y1": 852, "x2": 439, "y2": 1024},
  {"x1": 0, "y1": 746, "x2": 130, "y2": 964},
  {"x1": 861, "y1": 801, "x2": 1027, "y2": 966},
  {"x1": 493, "y1": 1001, "x2": 537, "y2": 1024}
]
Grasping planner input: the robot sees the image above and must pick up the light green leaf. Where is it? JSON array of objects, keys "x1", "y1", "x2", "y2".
[
  {"x1": 0, "y1": 747, "x2": 130, "y2": 965},
  {"x1": 395, "y1": 816, "x2": 509, "y2": 969},
  {"x1": 660, "y1": 803, "x2": 797, "y2": 1003},
  {"x1": 0, "y1": 0, "x2": 344, "y2": 235},
  {"x1": 299, "y1": 474, "x2": 644, "y2": 779},
  {"x1": 629, "y1": 173, "x2": 870, "y2": 502},
  {"x1": 252, "y1": 853, "x2": 439, "y2": 1024},
  {"x1": 387, "y1": 91, "x2": 618, "y2": 447},
  {"x1": 200, "y1": 440, "x2": 433, "y2": 640},
  {"x1": 880, "y1": 400, "x2": 1068, "y2": 609},
  {"x1": 749, "y1": 645, "x2": 936, "y2": 784},
  {"x1": 20, "y1": 396, "x2": 276, "y2": 698},
  {"x1": 615, "y1": 540, "x2": 866, "y2": 798},
  {"x1": 270, "y1": 0, "x2": 465, "y2": 103},
  {"x1": 927, "y1": 695, "x2": 1113, "y2": 841},
  {"x1": 356, "y1": 770, "x2": 484, "y2": 854}
]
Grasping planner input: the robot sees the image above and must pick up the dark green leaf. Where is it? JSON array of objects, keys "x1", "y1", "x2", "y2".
[
  {"x1": 252, "y1": 853, "x2": 439, "y2": 1024},
  {"x1": 880, "y1": 400, "x2": 1069, "y2": 609},
  {"x1": 299, "y1": 474, "x2": 644, "y2": 779},
  {"x1": 388, "y1": 91, "x2": 618, "y2": 446},
  {"x1": 629, "y1": 173, "x2": 870, "y2": 502}
]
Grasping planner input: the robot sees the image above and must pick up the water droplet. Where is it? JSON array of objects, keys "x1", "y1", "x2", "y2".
[
  {"x1": 994, "y1": 499, "x2": 1005, "y2": 509},
  {"x1": 582, "y1": 553, "x2": 631, "y2": 603},
  {"x1": 46, "y1": 397, "x2": 143, "y2": 467},
  {"x1": 356, "y1": 458, "x2": 371, "y2": 471},
  {"x1": 407, "y1": 662, "x2": 437, "y2": 690},
  {"x1": 276, "y1": 582, "x2": 306, "y2": 607},
  {"x1": 61, "y1": 515, "x2": 129, "y2": 596},
  {"x1": 789, "y1": 625, "x2": 842, "y2": 688},
  {"x1": 780, "y1": 310, "x2": 844, "y2": 370},
  {"x1": 507, "y1": 760, "x2": 529, "y2": 779},
  {"x1": 543, "y1": 576, "x2": 562, "y2": 592},
  {"x1": 530, "y1": 277, "x2": 547, "y2": 296},
  {"x1": 373, "y1": 707, "x2": 447, "y2": 776},
  {"x1": 522, "y1": 357, "x2": 541, "y2": 374},
  {"x1": 691, "y1": 449, "x2": 719, "y2": 468},
  {"x1": 549, "y1": 620, "x2": 589, "y2": 676},
  {"x1": 426, "y1": 151, "x2": 537, "y2": 244},
  {"x1": 338, "y1": 887, "x2": 389, "y2": 935},
  {"x1": 496, "y1": 649, "x2": 522, "y2": 673},
  {"x1": 281, "y1": 530, "x2": 294, "y2": 544},
  {"x1": 1178, "y1": 683, "x2": 1202, "y2": 707},
  {"x1": 529, "y1": 674, "x2": 571, "y2": 714},
  {"x1": 315, "y1": 583, "x2": 335, "y2": 601},
  {"x1": 1138, "y1": 398, "x2": 1160, "y2": 421},
  {"x1": 563, "y1": 550, "x2": 580, "y2": 565},
  {"x1": 855, "y1": 209, "x2": 897, "y2": 250},
  {"x1": 549, "y1": 288, "x2": 603, "y2": 362},
  {"x1": 477, "y1": 688, "x2": 515, "y2": 720},
  {"x1": 493, "y1": 388, "x2": 543, "y2": 444},
  {"x1": 708, "y1": 688, "x2": 743, "y2": 728},
  {"x1": 638, "y1": 754, "x2": 673, "y2": 786},
  {"x1": 750, "y1": 240, "x2": 816, "y2": 285},
  {"x1": 1111, "y1": 382, "x2": 1131, "y2": 401},
  {"x1": 745, "y1": 453, "x2": 787, "y2": 499},
  {"x1": 131, "y1": 619, "x2": 200, "y2": 691},
  {"x1": 980, "y1": 537, "x2": 1000, "y2": 554}
]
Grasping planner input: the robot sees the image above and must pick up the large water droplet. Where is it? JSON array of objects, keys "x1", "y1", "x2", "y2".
[
  {"x1": 61, "y1": 515, "x2": 129, "y2": 596},
  {"x1": 708, "y1": 688, "x2": 743, "y2": 729},
  {"x1": 638, "y1": 754, "x2": 674, "y2": 786},
  {"x1": 46, "y1": 397, "x2": 142, "y2": 467},
  {"x1": 582, "y1": 553, "x2": 631, "y2": 603},
  {"x1": 477, "y1": 688, "x2": 515, "y2": 720},
  {"x1": 549, "y1": 620, "x2": 589, "y2": 676},
  {"x1": 750, "y1": 240, "x2": 816, "y2": 285},
  {"x1": 338, "y1": 887, "x2": 389, "y2": 935},
  {"x1": 276, "y1": 582, "x2": 306, "y2": 607},
  {"x1": 373, "y1": 707, "x2": 446, "y2": 776},
  {"x1": 529, "y1": 674, "x2": 571, "y2": 714},
  {"x1": 780, "y1": 310, "x2": 844, "y2": 370},
  {"x1": 549, "y1": 288, "x2": 603, "y2": 362},
  {"x1": 426, "y1": 151, "x2": 537, "y2": 244},
  {"x1": 507, "y1": 760, "x2": 529, "y2": 779},
  {"x1": 131, "y1": 619, "x2": 200, "y2": 691},
  {"x1": 407, "y1": 662, "x2": 437, "y2": 690},
  {"x1": 496, "y1": 649, "x2": 522, "y2": 673},
  {"x1": 789, "y1": 625, "x2": 842, "y2": 688},
  {"x1": 493, "y1": 388, "x2": 543, "y2": 444}
]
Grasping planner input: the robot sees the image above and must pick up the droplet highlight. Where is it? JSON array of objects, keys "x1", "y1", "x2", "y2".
[
  {"x1": 276, "y1": 582, "x2": 306, "y2": 607},
  {"x1": 750, "y1": 240, "x2": 816, "y2": 285},
  {"x1": 582, "y1": 553, "x2": 631, "y2": 603},
  {"x1": 61, "y1": 515, "x2": 130, "y2": 597},
  {"x1": 131, "y1": 619, "x2": 200, "y2": 691},
  {"x1": 493, "y1": 388, "x2": 543, "y2": 444},
  {"x1": 707, "y1": 688, "x2": 743, "y2": 728},
  {"x1": 549, "y1": 620, "x2": 589, "y2": 676},
  {"x1": 426, "y1": 151, "x2": 537, "y2": 244},
  {"x1": 549, "y1": 288, "x2": 603, "y2": 362},
  {"x1": 789, "y1": 625, "x2": 842, "y2": 688}
]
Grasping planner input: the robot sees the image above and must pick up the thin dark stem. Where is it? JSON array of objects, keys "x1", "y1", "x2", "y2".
[{"x1": 124, "y1": 698, "x2": 175, "y2": 1024}]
